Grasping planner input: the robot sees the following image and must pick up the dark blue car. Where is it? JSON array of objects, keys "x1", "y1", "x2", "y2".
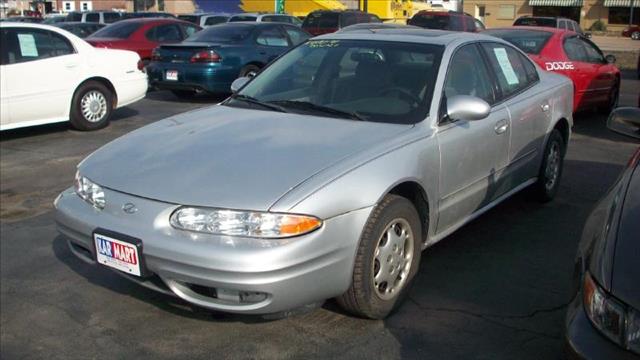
[{"x1": 147, "y1": 22, "x2": 310, "y2": 97}]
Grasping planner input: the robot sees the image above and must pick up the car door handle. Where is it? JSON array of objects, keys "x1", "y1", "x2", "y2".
[
  {"x1": 65, "y1": 63, "x2": 78, "y2": 69},
  {"x1": 541, "y1": 103, "x2": 550, "y2": 112},
  {"x1": 495, "y1": 119, "x2": 509, "y2": 135}
]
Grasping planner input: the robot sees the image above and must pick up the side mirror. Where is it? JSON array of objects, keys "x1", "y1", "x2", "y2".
[
  {"x1": 605, "y1": 54, "x2": 616, "y2": 64},
  {"x1": 607, "y1": 107, "x2": 640, "y2": 139},
  {"x1": 446, "y1": 95, "x2": 491, "y2": 121},
  {"x1": 230, "y1": 76, "x2": 250, "y2": 93}
]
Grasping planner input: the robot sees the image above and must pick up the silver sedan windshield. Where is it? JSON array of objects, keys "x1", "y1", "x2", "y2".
[{"x1": 231, "y1": 39, "x2": 444, "y2": 124}]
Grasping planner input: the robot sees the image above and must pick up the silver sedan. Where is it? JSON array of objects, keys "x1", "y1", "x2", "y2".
[{"x1": 55, "y1": 29, "x2": 574, "y2": 319}]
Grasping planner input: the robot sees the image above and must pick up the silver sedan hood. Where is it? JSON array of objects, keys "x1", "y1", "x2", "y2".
[{"x1": 79, "y1": 105, "x2": 411, "y2": 211}]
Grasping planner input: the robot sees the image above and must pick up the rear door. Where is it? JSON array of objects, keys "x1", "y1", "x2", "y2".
[
  {"x1": 1, "y1": 28, "x2": 81, "y2": 127},
  {"x1": 436, "y1": 43, "x2": 510, "y2": 233}
]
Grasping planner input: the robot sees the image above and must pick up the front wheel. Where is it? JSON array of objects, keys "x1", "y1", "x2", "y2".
[
  {"x1": 337, "y1": 194, "x2": 422, "y2": 319},
  {"x1": 239, "y1": 64, "x2": 261, "y2": 78},
  {"x1": 631, "y1": 31, "x2": 640, "y2": 40},
  {"x1": 531, "y1": 130, "x2": 565, "y2": 203},
  {"x1": 69, "y1": 81, "x2": 113, "y2": 131}
]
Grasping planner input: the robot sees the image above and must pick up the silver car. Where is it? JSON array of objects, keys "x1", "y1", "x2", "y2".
[{"x1": 55, "y1": 29, "x2": 574, "y2": 319}]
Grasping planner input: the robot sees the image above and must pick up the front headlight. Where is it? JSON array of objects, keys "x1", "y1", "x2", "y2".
[
  {"x1": 74, "y1": 171, "x2": 105, "y2": 209},
  {"x1": 169, "y1": 207, "x2": 322, "y2": 238},
  {"x1": 583, "y1": 272, "x2": 640, "y2": 354}
]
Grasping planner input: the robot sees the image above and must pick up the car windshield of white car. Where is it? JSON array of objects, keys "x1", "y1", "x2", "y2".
[
  {"x1": 228, "y1": 40, "x2": 444, "y2": 124},
  {"x1": 485, "y1": 29, "x2": 553, "y2": 55}
]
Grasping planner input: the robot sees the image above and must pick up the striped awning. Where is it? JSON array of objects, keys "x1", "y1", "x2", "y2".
[
  {"x1": 603, "y1": 0, "x2": 639, "y2": 7},
  {"x1": 529, "y1": 0, "x2": 584, "y2": 6}
]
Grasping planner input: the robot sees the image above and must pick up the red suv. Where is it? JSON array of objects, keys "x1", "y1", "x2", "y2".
[
  {"x1": 407, "y1": 11, "x2": 479, "y2": 32},
  {"x1": 302, "y1": 10, "x2": 382, "y2": 36}
]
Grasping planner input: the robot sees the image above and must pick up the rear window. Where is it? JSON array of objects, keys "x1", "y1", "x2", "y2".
[
  {"x1": 204, "y1": 16, "x2": 229, "y2": 26},
  {"x1": 66, "y1": 12, "x2": 82, "y2": 22},
  {"x1": 514, "y1": 17, "x2": 556, "y2": 28},
  {"x1": 104, "y1": 12, "x2": 121, "y2": 23},
  {"x1": 409, "y1": 14, "x2": 450, "y2": 30},
  {"x1": 185, "y1": 24, "x2": 253, "y2": 43},
  {"x1": 229, "y1": 15, "x2": 257, "y2": 22},
  {"x1": 302, "y1": 12, "x2": 339, "y2": 29},
  {"x1": 178, "y1": 15, "x2": 198, "y2": 24},
  {"x1": 89, "y1": 21, "x2": 141, "y2": 39},
  {"x1": 484, "y1": 29, "x2": 553, "y2": 55}
]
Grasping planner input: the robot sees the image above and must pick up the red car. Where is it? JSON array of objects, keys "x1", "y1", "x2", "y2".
[
  {"x1": 485, "y1": 26, "x2": 620, "y2": 113},
  {"x1": 86, "y1": 18, "x2": 201, "y2": 64},
  {"x1": 622, "y1": 25, "x2": 640, "y2": 39}
]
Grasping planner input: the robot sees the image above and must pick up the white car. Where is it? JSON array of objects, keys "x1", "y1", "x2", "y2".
[{"x1": 0, "y1": 23, "x2": 148, "y2": 131}]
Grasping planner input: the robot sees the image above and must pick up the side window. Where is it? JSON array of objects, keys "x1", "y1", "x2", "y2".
[
  {"x1": 580, "y1": 38, "x2": 605, "y2": 64},
  {"x1": 450, "y1": 15, "x2": 463, "y2": 31},
  {"x1": 256, "y1": 27, "x2": 288, "y2": 47},
  {"x1": 369, "y1": 14, "x2": 382, "y2": 23},
  {"x1": 181, "y1": 24, "x2": 200, "y2": 38},
  {"x1": 204, "y1": 16, "x2": 227, "y2": 26},
  {"x1": 86, "y1": 13, "x2": 100, "y2": 22},
  {"x1": 444, "y1": 44, "x2": 495, "y2": 105},
  {"x1": 285, "y1": 27, "x2": 310, "y2": 46},
  {"x1": 341, "y1": 13, "x2": 357, "y2": 27},
  {"x1": 147, "y1": 24, "x2": 182, "y2": 42},
  {"x1": 261, "y1": 16, "x2": 276, "y2": 23},
  {"x1": 563, "y1": 36, "x2": 588, "y2": 62},
  {"x1": 481, "y1": 43, "x2": 532, "y2": 99},
  {"x1": 464, "y1": 16, "x2": 475, "y2": 32},
  {"x1": 104, "y1": 13, "x2": 121, "y2": 24},
  {"x1": 518, "y1": 50, "x2": 539, "y2": 83},
  {"x1": 0, "y1": 29, "x2": 14, "y2": 65},
  {"x1": 3, "y1": 29, "x2": 74, "y2": 64}
]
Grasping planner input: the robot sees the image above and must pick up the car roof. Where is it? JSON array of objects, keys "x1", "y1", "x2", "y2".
[
  {"x1": 0, "y1": 22, "x2": 59, "y2": 29},
  {"x1": 57, "y1": 21, "x2": 102, "y2": 26},
  {"x1": 487, "y1": 26, "x2": 573, "y2": 35},
  {"x1": 115, "y1": 17, "x2": 188, "y2": 24},
  {"x1": 317, "y1": 28, "x2": 499, "y2": 46}
]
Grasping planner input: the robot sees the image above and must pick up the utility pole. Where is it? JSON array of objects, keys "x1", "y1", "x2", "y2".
[{"x1": 631, "y1": 0, "x2": 635, "y2": 27}]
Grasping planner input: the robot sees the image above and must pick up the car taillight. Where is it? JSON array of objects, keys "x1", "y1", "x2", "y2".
[
  {"x1": 190, "y1": 50, "x2": 221, "y2": 63},
  {"x1": 137, "y1": 59, "x2": 145, "y2": 72},
  {"x1": 151, "y1": 48, "x2": 161, "y2": 61}
]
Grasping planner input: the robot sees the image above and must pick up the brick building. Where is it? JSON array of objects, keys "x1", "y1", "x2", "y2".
[{"x1": 462, "y1": 0, "x2": 639, "y2": 32}]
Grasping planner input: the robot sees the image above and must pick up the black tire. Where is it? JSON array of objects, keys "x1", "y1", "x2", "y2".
[
  {"x1": 599, "y1": 82, "x2": 619, "y2": 114},
  {"x1": 239, "y1": 64, "x2": 261, "y2": 78},
  {"x1": 171, "y1": 90, "x2": 197, "y2": 99},
  {"x1": 631, "y1": 31, "x2": 640, "y2": 40},
  {"x1": 69, "y1": 81, "x2": 113, "y2": 131},
  {"x1": 531, "y1": 130, "x2": 565, "y2": 203},
  {"x1": 337, "y1": 194, "x2": 422, "y2": 319}
]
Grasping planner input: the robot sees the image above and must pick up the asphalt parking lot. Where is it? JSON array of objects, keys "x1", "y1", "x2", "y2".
[{"x1": 1, "y1": 72, "x2": 639, "y2": 360}]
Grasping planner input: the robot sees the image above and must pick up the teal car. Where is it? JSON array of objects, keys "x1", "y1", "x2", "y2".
[{"x1": 147, "y1": 22, "x2": 310, "y2": 97}]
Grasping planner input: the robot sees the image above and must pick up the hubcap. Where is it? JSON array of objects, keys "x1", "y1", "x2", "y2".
[
  {"x1": 545, "y1": 142, "x2": 561, "y2": 191},
  {"x1": 81, "y1": 91, "x2": 108, "y2": 123},
  {"x1": 372, "y1": 218, "x2": 414, "y2": 300}
]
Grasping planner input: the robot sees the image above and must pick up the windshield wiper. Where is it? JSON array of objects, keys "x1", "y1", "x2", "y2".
[
  {"x1": 269, "y1": 100, "x2": 365, "y2": 121},
  {"x1": 229, "y1": 94, "x2": 288, "y2": 113}
]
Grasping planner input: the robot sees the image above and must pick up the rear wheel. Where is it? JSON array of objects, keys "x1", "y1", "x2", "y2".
[
  {"x1": 69, "y1": 81, "x2": 113, "y2": 131},
  {"x1": 531, "y1": 130, "x2": 565, "y2": 203},
  {"x1": 631, "y1": 31, "x2": 640, "y2": 40},
  {"x1": 337, "y1": 194, "x2": 422, "y2": 319},
  {"x1": 239, "y1": 64, "x2": 261, "y2": 78}
]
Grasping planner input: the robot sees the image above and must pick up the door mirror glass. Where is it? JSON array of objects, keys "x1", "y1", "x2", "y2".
[
  {"x1": 230, "y1": 76, "x2": 250, "y2": 93},
  {"x1": 605, "y1": 54, "x2": 616, "y2": 64},
  {"x1": 607, "y1": 107, "x2": 640, "y2": 139},
  {"x1": 446, "y1": 95, "x2": 491, "y2": 121}
]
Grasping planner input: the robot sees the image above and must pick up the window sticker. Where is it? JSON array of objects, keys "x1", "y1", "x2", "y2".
[
  {"x1": 308, "y1": 40, "x2": 340, "y2": 48},
  {"x1": 17, "y1": 33, "x2": 38, "y2": 57},
  {"x1": 493, "y1": 47, "x2": 519, "y2": 86}
]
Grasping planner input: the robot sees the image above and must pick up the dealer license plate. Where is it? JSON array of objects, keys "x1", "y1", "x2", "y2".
[
  {"x1": 166, "y1": 70, "x2": 178, "y2": 81},
  {"x1": 94, "y1": 233, "x2": 141, "y2": 276}
]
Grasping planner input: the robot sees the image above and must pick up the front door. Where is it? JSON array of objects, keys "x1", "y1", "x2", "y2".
[{"x1": 436, "y1": 44, "x2": 510, "y2": 233}]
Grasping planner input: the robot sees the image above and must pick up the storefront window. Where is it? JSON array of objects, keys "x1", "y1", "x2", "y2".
[{"x1": 608, "y1": 7, "x2": 640, "y2": 25}]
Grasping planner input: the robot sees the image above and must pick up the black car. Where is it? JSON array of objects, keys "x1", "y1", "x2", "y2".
[
  {"x1": 301, "y1": 10, "x2": 381, "y2": 36},
  {"x1": 54, "y1": 22, "x2": 105, "y2": 38},
  {"x1": 565, "y1": 107, "x2": 640, "y2": 359},
  {"x1": 122, "y1": 12, "x2": 176, "y2": 19}
]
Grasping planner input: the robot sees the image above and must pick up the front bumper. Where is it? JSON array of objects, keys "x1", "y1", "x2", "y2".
[
  {"x1": 564, "y1": 293, "x2": 638, "y2": 360},
  {"x1": 146, "y1": 62, "x2": 237, "y2": 94},
  {"x1": 54, "y1": 187, "x2": 371, "y2": 314}
]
